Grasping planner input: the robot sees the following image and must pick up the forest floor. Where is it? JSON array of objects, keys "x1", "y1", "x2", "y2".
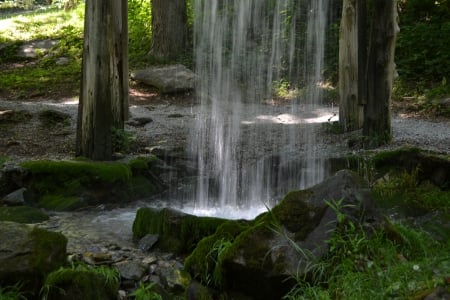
[{"x1": 1, "y1": 80, "x2": 449, "y2": 162}]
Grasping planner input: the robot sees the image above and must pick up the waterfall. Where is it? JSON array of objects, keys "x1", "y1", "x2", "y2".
[{"x1": 190, "y1": 0, "x2": 331, "y2": 216}]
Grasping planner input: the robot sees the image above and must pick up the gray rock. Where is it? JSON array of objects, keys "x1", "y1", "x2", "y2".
[
  {"x1": 0, "y1": 163, "x2": 29, "y2": 198},
  {"x1": 1, "y1": 187, "x2": 26, "y2": 205},
  {"x1": 0, "y1": 222, "x2": 67, "y2": 296},
  {"x1": 126, "y1": 116, "x2": 153, "y2": 127},
  {"x1": 131, "y1": 64, "x2": 195, "y2": 93},
  {"x1": 114, "y1": 260, "x2": 146, "y2": 281},
  {"x1": 138, "y1": 234, "x2": 159, "y2": 252}
]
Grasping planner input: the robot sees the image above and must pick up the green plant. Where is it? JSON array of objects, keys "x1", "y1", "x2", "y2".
[
  {"x1": 0, "y1": 282, "x2": 28, "y2": 300},
  {"x1": 41, "y1": 264, "x2": 120, "y2": 300},
  {"x1": 111, "y1": 127, "x2": 134, "y2": 153},
  {"x1": 130, "y1": 282, "x2": 163, "y2": 300}
]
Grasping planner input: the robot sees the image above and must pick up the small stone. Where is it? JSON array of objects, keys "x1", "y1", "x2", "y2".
[
  {"x1": 138, "y1": 234, "x2": 159, "y2": 252},
  {"x1": 114, "y1": 260, "x2": 146, "y2": 281},
  {"x1": 1, "y1": 187, "x2": 26, "y2": 205},
  {"x1": 83, "y1": 252, "x2": 113, "y2": 265},
  {"x1": 126, "y1": 117, "x2": 153, "y2": 127}
]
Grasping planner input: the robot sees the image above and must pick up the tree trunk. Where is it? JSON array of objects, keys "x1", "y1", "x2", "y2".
[
  {"x1": 363, "y1": 0, "x2": 399, "y2": 148},
  {"x1": 339, "y1": 0, "x2": 363, "y2": 131},
  {"x1": 151, "y1": 0, "x2": 188, "y2": 59},
  {"x1": 76, "y1": 0, "x2": 128, "y2": 161}
]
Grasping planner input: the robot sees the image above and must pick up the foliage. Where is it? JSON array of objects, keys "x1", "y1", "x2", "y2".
[
  {"x1": 394, "y1": 0, "x2": 450, "y2": 112},
  {"x1": 128, "y1": 0, "x2": 152, "y2": 67},
  {"x1": 41, "y1": 264, "x2": 120, "y2": 300},
  {"x1": 283, "y1": 216, "x2": 450, "y2": 299},
  {"x1": 130, "y1": 282, "x2": 163, "y2": 300},
  {"x1": 0, "y1": 282, "x2": 28, "y2": 300},
  {"x1": 111, "y1": 127, "x2": 134, "y2": 153},
  {"x1": 0, "y1": 4, "x2": 83, "y2": 98}
]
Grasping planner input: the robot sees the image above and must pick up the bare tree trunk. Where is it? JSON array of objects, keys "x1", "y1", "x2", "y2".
[
  {"x1": 339, "y1": 0, "x2": 363, "y2": 131},
  {"x1": 357, "y1": 0, "x2": 367, "y2": 106},
  {"x1": 76, "y1": 0, "x2": 128, "y2": 161},
  {"x1": 363, "y1": 0, "x2": 399, "y2": 148},
  {"x1": 151, "y1": 0, "x2": 188, "y2": 59}
]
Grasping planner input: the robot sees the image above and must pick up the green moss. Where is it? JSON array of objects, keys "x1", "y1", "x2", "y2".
[
  {"x1": 371, "y1": 146, "x2": 420, "y2": 166},
  {"x1": 39, "y1": 195, "x2": 83, "y2": 211},
  {"x1": 28, "y1": 227, "x2": 67, "y2": 276},
  {"x1": 0, "y1": 156, "x2": 7, "y2": 167},
  {"x1": 132, "y1": 207, "x2": 227, "y2": 254},
  {"x1": 21, "y1": 160, "x2": 132, "y2": 183},
  {"x1": 20, "y1": 160, "x2": 134, "y2": 209},
  {"x1": 130, "y1": 175, "x2": 157, "y2": 198},
  {"x1": 42, "y1": 266, "x2": 119, "y2": 300},
  {"x1": 0, "y1": 206, "x2": 49, "y2": 223},
  {"x1": 184, "y1": 219, "x2": 251, "y2": 286},
  {"x1": 271, "y1": 190, "x2": 326, "y2": 240},
  {"x1": 128, "y1": 156, "x2": 157, "y2": 171}
]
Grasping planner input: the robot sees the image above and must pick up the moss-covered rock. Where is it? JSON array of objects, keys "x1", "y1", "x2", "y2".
[
  {"x1": 185, "y1": 170, "x2": 380, "y2": 300},
  {"x1": 370, "y1": 147, "x2": 450, "y2": 189},
  {"x1": 132, "y1": 207, "x2": 227, "y2": 254},
  {"x1": 184, "y1": 219, "x2": 252, "y2": 286},
  {"x1": 0, "y1": 206, "x2": 49, "y2": 223},
  {"x1": 0, "y1": 222, "x2": 67, "y2": 298},
  {"x1": 42, "y1": 266, "x2": 119, "y2": 300},
  {"x1": 17, "y1": 159, "x2": 165, "y2": 210}
]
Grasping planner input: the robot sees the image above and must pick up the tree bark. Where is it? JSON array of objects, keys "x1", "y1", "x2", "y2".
[
  {"x1": 76, "y1": 0, "x2": 128, "y2": 161},
  {"x1": 339, "y1": 0, "x2": 363, "y2": 131},
  {"x1": 151, "y1": 0, "x2": 188, "y2": 59},
  {"x1": 363, "y1": 0, "x2": 399, "y2": 147}
]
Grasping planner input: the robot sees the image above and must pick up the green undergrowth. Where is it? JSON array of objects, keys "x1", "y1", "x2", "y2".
[
  {"x1": 41, "y1": 264, "x2": 119, "y2": 300},
  {"x1": 283, "y1": 221, "x2": 450, "y2": 300}
]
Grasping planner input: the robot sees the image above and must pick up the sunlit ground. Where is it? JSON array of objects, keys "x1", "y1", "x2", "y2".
[{"x1": 0, "y1": 5, "x2": 84, "y2": 43}]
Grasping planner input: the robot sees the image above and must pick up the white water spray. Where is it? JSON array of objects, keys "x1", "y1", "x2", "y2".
[{"x1": 190, "y1": 0, "x2": 331, "y2": 217}]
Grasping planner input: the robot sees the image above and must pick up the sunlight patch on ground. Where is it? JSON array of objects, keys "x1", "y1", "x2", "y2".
[{"x1": 242, "y1": 109, "x2": 339, "y2": 125}]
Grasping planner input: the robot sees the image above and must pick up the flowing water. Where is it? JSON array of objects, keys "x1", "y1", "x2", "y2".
[{"x1": 188, "y1": 0, "x2": 331, "y2": 217}]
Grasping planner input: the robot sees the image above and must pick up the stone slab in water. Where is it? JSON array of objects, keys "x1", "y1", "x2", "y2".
[{"x1": 131, "y1": 64, "x2": 195, "y2": 94}]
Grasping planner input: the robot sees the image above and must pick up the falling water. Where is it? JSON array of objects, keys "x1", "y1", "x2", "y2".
[{"x1": 190, "y1": 0, "x2": 331, "y2": 216}]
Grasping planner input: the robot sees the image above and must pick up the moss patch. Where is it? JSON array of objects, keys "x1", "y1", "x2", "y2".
[
  {"x1": 39, "y1": 194, "x2": 83, "y2": 211},
  {"x1": 29, "y1": 227, "x2": 68, "y2": 276},
  {"x1": 21, "y1": 160, "x2": 132, "y2": 183},
  {"x1": 132, "y1": 207, "x2": 227, "y2": 254},
  {"x1": 0, "y1": 206, "x2": 49, "y2": 223},
  {"x1": 184, "y1": 219, "x2": 252, "y2": 286}
]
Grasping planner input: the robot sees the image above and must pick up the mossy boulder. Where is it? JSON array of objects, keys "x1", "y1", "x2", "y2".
[
  {"x1": 132, "y1": 207, "x2": 227, "y2": 254},
  {"x1": 185, "y1": 170, "x2": 380, "y2": 299},
  {"x1": 16, "y1": 158, "x2": 165, "y2": 210},
  {"x1": 0, "y1": 222, "x2": 67, "y2": 298},
  {"x1": 0, "y1": 206, "x2": 49, "y2": 223},
  {"x1": 42, "y1": 267, "x2": 119, "y2": 300},
  {"x1": 371, "y1": 147, "x2": 450, "y2": 189}
]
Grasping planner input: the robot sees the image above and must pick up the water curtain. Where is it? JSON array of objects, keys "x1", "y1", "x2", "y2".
[{"x1": 191, "y1": 0, "x2": 330, "y2": 212}]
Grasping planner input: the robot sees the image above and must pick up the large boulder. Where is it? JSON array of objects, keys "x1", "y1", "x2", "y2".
[
  {"x1": 130, "y1": 64, "x2": 195, "y2": 93},
  {"x1": 0, "y1": 222, "x2": 67, "y2": 298},
  {"x1": 185, "y1": 170, "x2": 380, "y2": 299},
  {"x1": 132, "y1": 207, "x2": 227, "y2": 254}
]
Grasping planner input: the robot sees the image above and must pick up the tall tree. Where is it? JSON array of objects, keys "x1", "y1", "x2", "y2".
[
  {"x1": 339, "y1": 0, "x2": 363, "y2": 131},
  {"x1": 150, "y1": 0, "x2": 188, "y2": 59},
  {"x1": 76, "y1": 0, "x2": 129, "y2": 160},
  {"x1": 363, "y1": 0, "x2": 399, "y2": 147}
]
